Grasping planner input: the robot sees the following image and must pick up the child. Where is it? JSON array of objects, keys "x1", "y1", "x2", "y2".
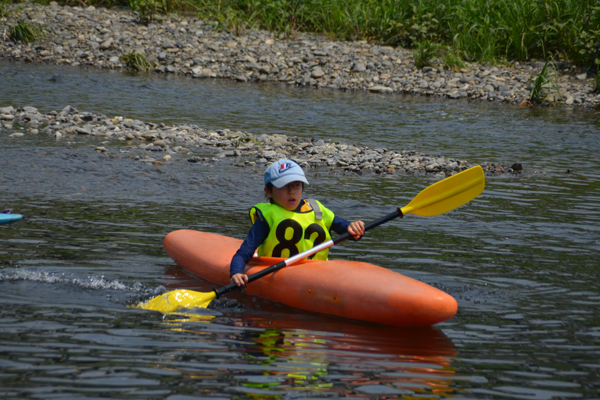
[{"x1": 230, "y1": 159, "x2": 365, "y2": 287}]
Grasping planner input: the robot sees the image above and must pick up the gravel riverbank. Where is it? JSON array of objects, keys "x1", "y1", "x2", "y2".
[
  {"x1": 2, "y1": 2, "x2": 599, "y2": 108},
  {"x1": 1, "y1": 105, "x2": 514, "y2": 176}
]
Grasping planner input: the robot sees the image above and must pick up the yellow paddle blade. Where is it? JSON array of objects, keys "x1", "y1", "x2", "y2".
[
  {"x1": 401, "y1": 165, "x2": 485, "y2": 217},
  {"x1": 137, "y1": 289, "x2": 216, "y2": 313}
]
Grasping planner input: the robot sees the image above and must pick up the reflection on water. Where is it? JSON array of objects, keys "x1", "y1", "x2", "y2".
[
  {"x1": 160, "y1": 313, "x2": 459, "y2": 398},
  {"x1": 1, "y1": 60, "x2": 599, "y2": 399},
  {"x1": 0, "y1": 267, "x2": 460, "y2": 398}
]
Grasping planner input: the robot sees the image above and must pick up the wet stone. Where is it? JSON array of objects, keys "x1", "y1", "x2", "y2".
[{"x1": 0, "y1": 105, "x2": 514, "y2": 177}]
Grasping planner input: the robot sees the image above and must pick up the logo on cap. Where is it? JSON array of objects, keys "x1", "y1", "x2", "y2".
[{"x1": 279, "y1": 162, "x2": 292, "y2": 172}]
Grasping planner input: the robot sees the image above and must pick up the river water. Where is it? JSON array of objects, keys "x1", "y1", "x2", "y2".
[{"x1": 1, "y1": 60, "x2": 599, "y2": 399}]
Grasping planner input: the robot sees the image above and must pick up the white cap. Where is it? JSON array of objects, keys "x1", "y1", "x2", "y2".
[{"x1": 264, "y1": 159, "x2": 309, "y2": 188}]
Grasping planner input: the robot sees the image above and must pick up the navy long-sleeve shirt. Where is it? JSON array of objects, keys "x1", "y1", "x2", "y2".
[{"x1": 230, "y1": 212, "x2": 351, "y2": 277}]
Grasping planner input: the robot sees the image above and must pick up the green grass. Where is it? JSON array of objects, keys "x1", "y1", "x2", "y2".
[
  {"x1": 411, "y1": 42, "x2": 466, "y2": 71},
  {"x1": 122, "y1": 51, "x2": 154, "y2": 71},
  {"x1": 8, "y1": 0, "x2": 600, "y2": 68},
  {"x1": 168, "y1": 0, "x2": 600, "y2": 69},
  {"x1": 0, "y1": 2, "x2": 9, "y2": 18},
  {"x1": 529, "y1": 60, "x2": 559, "y2": 104},
  {"x1": 412, "y1": 40, "x2": 438, "y2": 70},
  {"x1": 9, "y1": 19, "x2": 44, "y2": 43},
  {"x1": 127, "y1": 0, "x2": 169, "y2": 23},
  {"x1": 441, "y1": 48, "x2": 467, "y2": 70}
]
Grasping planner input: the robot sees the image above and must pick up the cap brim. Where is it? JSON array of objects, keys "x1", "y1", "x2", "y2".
[{"x1": 271, "y1": 174, "x2": 309, "y2": 189}]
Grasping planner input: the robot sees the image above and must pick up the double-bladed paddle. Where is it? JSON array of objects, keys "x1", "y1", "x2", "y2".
[{"x1": 139, "y1": 165, "x2": 485, "y2": 314}]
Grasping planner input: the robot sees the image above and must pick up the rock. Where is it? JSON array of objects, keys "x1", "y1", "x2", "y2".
[
  {"x1": 519, "y1": 100, "x2": 533, "y2": 108},
  {"x1": 100, "y1": 38, "x2": 113, "y2": 50},
  {"x1": 62, "y1": 105, "x2": 78, "y2": 115},
  {"x1": 311, "y1": 69, "x2": 324, "y2": 79},
  {"x1": 511, "y1": 163, "x2": 523, "y2": 172},
  {"x1": 369, "y1": 85, "x2": 393, "y2": 93},
  {"x1": 0, "y1": 101, "x2": 513, "y2": 175},
  {"x1": 147, "y1": 145, "x2": 164, "y2": 151},
  {"x1": 351, "y1": 63, "x2": 366, "y2": 72},
  {"x1": 262, "y1": 150, "x2": 278, "y2": 159},
  {"x1": 565, "y1": 94, "x2": 574, "y2": 105},
  {"x1": 426, "y1": 163, "x2": 440, "y2": 172}
]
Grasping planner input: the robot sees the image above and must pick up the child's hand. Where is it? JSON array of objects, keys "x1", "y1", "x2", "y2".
[
  {"x1": 348, "y1": 220, "x2": 365, "y2": 240},
  {"x1": 231, "y1": 273, "x2": 248, "y2": 287}
]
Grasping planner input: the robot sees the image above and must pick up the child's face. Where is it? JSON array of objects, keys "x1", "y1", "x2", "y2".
[{"x1": 265, "y1": 181, "x2": 303, "y2": 211}]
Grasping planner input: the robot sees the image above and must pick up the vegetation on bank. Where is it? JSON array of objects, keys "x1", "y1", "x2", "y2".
[
  {"x1": 121, "y1": 51, "x2": 154, "y2": 70},
  {"x1": 8, "y1": 19, "x2": 45, "y2": 42},
  {"x1": 3, "y1": 0, "x2": 599, "y2": 73}
]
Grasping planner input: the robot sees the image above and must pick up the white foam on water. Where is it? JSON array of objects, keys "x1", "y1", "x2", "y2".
[{"x1": 0, "y1": 268, "x2": 146, "y2": 293}]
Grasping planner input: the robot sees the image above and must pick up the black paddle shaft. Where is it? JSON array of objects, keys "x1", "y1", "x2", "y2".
[{"x1": 214, "y1": 208, "x2": 403, "y2": 298}]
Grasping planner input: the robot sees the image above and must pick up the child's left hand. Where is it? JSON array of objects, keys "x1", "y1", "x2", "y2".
[{"x1": 348, "y1": 220, "x2": 365, "y2": 240}]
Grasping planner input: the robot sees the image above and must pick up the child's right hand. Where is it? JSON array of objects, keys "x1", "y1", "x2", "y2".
[
  {"x1": 231, "y1": 273, "x2": 248, "y2": 287},
  {"x1": 348, "y1": 220, "x2": 365, "y2": 240}
]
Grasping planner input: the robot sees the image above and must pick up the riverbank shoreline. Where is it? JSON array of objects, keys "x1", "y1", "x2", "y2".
[
  {"x1": 1, "y1": 2, "x2": 599, "y2": 109},
  {"x1": 0, "y1": 104, "x2": 514, "y2": 176}
]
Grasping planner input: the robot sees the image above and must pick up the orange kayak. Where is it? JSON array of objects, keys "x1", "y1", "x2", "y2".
[{"x1": 164, "y1": 229, "x2": 458, "y2": 327}]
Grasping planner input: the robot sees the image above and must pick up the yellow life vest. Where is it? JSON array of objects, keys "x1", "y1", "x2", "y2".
[{"x1": 249, "y1": 199, "x2": 334, "y2": 260}]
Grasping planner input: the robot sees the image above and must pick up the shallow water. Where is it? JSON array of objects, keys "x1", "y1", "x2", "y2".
[{"x1": 1, "y1": 60, "x2": 599, "y2": 399}]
